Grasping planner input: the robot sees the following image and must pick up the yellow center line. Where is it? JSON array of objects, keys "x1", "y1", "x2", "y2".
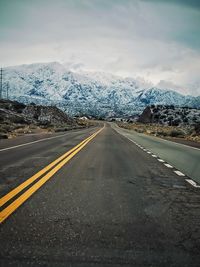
[
  {"x1": 0, "y1": 126, "x2": 104, "y2": 223},
  {"x1": 0, "y1": 128, "x2": 101, "y2": 208}
]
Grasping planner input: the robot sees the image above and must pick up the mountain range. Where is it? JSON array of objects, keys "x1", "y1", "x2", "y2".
[{"x1": 3, "y1": 62, "x2": 200, "y2": 118}]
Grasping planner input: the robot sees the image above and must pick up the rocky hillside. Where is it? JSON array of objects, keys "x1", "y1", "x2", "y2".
[
  {"x1": 138, "y1": 105, "x2": 200, "y2": 127},
  {"x1": 119, "y1": 105, "x2": 200, "y2": 143},
  {"x1": 3, "y1": 62, "x2": 200, "y2": 117},
  {"x1": 0, "y1": 99, "x2": 78, "y2": 139}
]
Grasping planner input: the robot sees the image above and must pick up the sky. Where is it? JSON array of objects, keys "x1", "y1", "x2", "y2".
[{"x1": 0, "y1": 0, "x2": 200, "y2": 96}]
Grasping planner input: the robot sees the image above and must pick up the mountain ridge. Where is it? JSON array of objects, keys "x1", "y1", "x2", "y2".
[{"x1": 3, "y1": 62, "x2": 200, "y2": 118}]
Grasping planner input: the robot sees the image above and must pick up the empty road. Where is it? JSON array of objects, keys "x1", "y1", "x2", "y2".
[
  {"x1": 0, "y1": 124, "x2": 200, "y2": 266},
  {"x1": 112, "y1": 123, "x2": 200, "y2": 184}
]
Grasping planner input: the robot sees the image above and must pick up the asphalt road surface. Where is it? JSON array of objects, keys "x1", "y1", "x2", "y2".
[
  {"x1": 112, "y1": 123, "x2": 200, "y2": 184},
  {"x1": 0, "y1": 124, "x2": 200, "y2": 266}
]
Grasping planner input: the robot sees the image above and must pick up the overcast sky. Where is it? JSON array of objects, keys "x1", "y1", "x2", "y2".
[{"x1": 0, "y1": 0, "x2": 200, "y2": 95}]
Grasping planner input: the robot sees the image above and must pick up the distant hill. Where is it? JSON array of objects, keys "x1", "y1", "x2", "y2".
[
  {"x1": 0, "y1": 99, "x2": 77, "y2": 139},
  {"x1": 3, "y1": 62, "x2": 200, "y2": 117},
  {"x1": 138, "y1": 105, "x2": 200, "y2": 127}
]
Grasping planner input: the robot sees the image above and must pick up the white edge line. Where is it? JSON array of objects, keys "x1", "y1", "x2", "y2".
[
  {"x1": 185, "y1": 179, "x2": 200, "y2": 188},
  {"x1": 164, "y1": 163, "x2": 173, "y2": 168},
  {"x1": 0, "y1": 134, "x2": 70, "y2": 152},
  {"x1": 174, "y1": 170, "x2": 185, "y2": 176},
  {"x1": 114, "y1": 127, "x2": 199, "y2": 184},
  {"x1": 0, "y1": 132, "x2": 72, "y2": 152},
  {"x1": 113, "y1": 123, "x2": 200, "y2": 151},
  {"x1": 126, "y1": 137, "x2": 143, "y2": 149},
  {"x1": 0, "y1": 126, "x2": 102, "y2": 152}
]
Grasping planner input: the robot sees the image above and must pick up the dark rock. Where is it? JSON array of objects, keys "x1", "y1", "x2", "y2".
[
  {"x1": 138, "y1": 106, "x2": 152, "y2": 123},
  {"x1": 0, "y1": 133, "x2": 8, "y2": 139}
]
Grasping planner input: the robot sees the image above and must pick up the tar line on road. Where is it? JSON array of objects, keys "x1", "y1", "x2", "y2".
[{"x1": 0, "y1": 126, "x2": 104, "y2": 224}]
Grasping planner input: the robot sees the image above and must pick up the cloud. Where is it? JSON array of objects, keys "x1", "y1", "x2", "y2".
[
  {"x1": 0, "y1": 0, "x2": 200, "y2": 96},
  {"x1": 143, "y1": 0, "x2": 200, "y2": 9}
]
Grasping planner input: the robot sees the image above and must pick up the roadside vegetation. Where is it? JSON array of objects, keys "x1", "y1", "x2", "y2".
[
  {"x1": 0, "y1": 99, "x2": 95, "y2": 139},
  {"x1": 117, "y1": 122, "x2": 200, "y2": 143},
  {"x1": 117, "y1": 105, "x2": 200, "y2": 143}
]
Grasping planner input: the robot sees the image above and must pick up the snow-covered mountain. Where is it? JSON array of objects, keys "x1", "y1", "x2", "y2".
[{"x1": 3, "y1": 62, "x2": 200, "y2": 117}]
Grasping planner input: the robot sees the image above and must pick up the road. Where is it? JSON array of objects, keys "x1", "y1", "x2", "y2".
[
  {"x1": 0, "y1": 127, "x2": 99, "y2": 197},
  {"x1": 0, "y1": 124, "x2": 200, "y2": 266},
  {"x1": 112, "y1": 123, "x2": 200, "y2": 184}
]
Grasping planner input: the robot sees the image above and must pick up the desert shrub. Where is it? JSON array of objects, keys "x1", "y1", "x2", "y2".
[
  {"x1": 30, "y1": 125, "x2": 37, "y2": 129},
  {"x1": 13, "y1": 124, "x2": 25, "y2": 130},
  {"x1": 13, "y1": 102, "x2": 26, "y2": 113},
  {"x1": 157, "y1": 105, "x2": 163, "y2": 109},
  {"x1": 39, "y1": 120, "x2": 51, "y2": 126},
  {"x1": 162, "y1": 132, "x2": 168, "y2": 136},
  {"x1": 169, "y1": 129, "x2": 185, "y2": 137},
  {"x1": 194, "y1": 123, "x2": 200, "y2": 135},
  {"x1": 169, "y1": 105, "x2": 175, "y2": 110},
  {"x1": 134, "y1": 128, "x2": 145, "y2": 133},
  {"x1": 167, "y1": 116, "x2": 174, "y2": 125},
  {"x1": 160, "y1": 114, "x2": 166, "y2": 119},
  {"x1": 154, "y1": 114, "x2": 160, "y2": 120},
  {"x1": 55, "y1": 127, "x2": 70, "y2": 132},
  {"x1": 1, "y1": 125, "x2": 11, "y2": 132},
  {"x1": 33, "y1": 114, "x2": 39, "y2": 120},
  {"x1": 0, "y1": 126, "x2": 8, "y2": 133},
  {"x1": 193, "y1": 117, "x2": 198, "y2": 122},
  {"x1": 157, "y1": 131, "x2": 167, "y2": 136},
  {"x1": 0, "y1": 133, "x2": 8, "y2": 139},
  {"x1": 15, "y1": 128, "x2": 28, "y2": 134},
  {"x1": 187, "y1": 128, "x2": 194, "y2": 135},
  {"x1": 171, "y1": 118, "x2": 181, "y2": 126},
  {"x1": 12, "y1": 116, "x2": 26, "y2": 124},
  {"x1": 153, "y1": 108, "x2": 159, "y2": 113}
]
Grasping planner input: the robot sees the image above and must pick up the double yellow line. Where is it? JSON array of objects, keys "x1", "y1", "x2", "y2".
[{"x1": 0, "y1": 126, "x2": 104, "y2": 223}]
